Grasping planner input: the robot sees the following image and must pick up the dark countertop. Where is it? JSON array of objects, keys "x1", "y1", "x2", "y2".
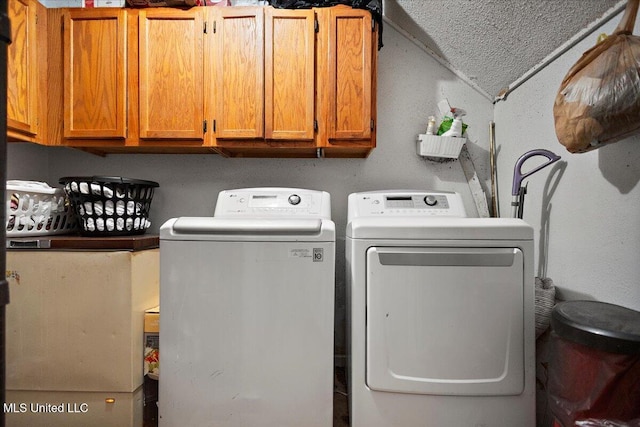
[{"x1": 6, "y1": 234, "x2": 159, "y2": 251}]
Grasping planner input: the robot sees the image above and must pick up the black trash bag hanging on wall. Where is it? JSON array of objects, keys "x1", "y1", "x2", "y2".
[{"x1": 268, "y1": 0, "x2": 383, "y2": 49}]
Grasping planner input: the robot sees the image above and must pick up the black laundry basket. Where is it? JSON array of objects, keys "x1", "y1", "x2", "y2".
[
  {"x1": 59, "y1": 176, "x2": 159, "y2": 237},
  {"x1": 548, "y1": 301, "x2": 640, "y2": 427}
]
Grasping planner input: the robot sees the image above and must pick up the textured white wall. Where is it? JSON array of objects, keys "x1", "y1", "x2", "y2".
[
  {"x1": 494, "y1": 10, "x2": 640, "y2": 311},
  {"x1": 7, "y1": 24, "x2": 494, "y2": 353},
  {"x1": 6, "y1": 143, "x2": 49, "y2": 182}
]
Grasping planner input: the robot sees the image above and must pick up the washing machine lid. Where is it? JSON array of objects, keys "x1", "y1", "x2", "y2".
[
  {"x1": 162, "y1": 187, "x2": 335, "y2": 241},
  {"x1": 160, "y1": 217, "x2": 335, "y2": 242},
  {"x1": 347, "y1": 217, "x2": 532, "y2": 240},
  {"x1": 365, "y1": 246, "x2": 526, "y2": 396}
]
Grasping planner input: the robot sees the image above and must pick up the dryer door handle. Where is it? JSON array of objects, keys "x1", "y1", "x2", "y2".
[{"x1": 376, "y1": 248, "x2": 516, "y2": 267}]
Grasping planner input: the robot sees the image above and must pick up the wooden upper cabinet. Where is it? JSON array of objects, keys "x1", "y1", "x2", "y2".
[
  {"x1": 214, "y1": 8, "x2": 264, "y2": 139},
  {"x1": 49, "y1": 5, "x2": 375, "y2": 156},
  {"x1": 212, "y1": 5, "x2": 376, "y2": 157},
  {"x1": 264, "y1": 8, "x2": 315, "y2": 141},
  {"x1": 138, "y1": 8, "x2": 205, "y2": 140},
  {"x1": 326, "y1": 7, "x2": 373, "y2": 140},
  {"x1": 64, "y1": 9, "x2": 127, "y2": 139},
  {"x1": 7, "y1": 0, "x2": 38, "y2": 139}
]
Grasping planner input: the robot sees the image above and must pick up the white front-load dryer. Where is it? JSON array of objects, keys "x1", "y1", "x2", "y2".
[{"x1": 346, "y1": 190, "x2": 535, "y2": 427}]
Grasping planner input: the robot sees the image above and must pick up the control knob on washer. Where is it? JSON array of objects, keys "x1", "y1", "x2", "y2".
[
  {"x1": 424, "y1": 195, "x2": 438, "y2": 206},
  {"x1": 288, "y1": 194, "x2": 301, "y2": 205}
]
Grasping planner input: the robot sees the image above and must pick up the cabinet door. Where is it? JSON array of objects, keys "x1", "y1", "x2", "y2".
[
  {"x1": 64, "y1": 9, "x2": 127, "y2": 139},
  {"x1": 139, "y1": 8, "x2": 204, "y2": 140},
  {"x1": 264, "y1": 8, "x2": 315, "y2": 140},
  {"x1": 214, "y1": 8, "x2": 264, "y2": 139},
  {"x1": 7, "y1": 0, "x2": 38, "y2": 139},
  {"x1": 327, "y1": 8, "x2": 373, "y2": 140}
]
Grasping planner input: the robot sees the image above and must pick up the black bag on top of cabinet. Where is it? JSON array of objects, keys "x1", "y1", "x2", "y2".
[{"x1": 267, "y1": 0, "x2": 383, "y2": 49}]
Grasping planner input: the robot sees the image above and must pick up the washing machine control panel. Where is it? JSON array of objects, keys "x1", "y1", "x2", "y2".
[
  {"x1": 348, "y1": 191, "x2": 467, "y2": 219},
  {"x1": 214, "y1": 188, "x2": 331, "y2": 219}
]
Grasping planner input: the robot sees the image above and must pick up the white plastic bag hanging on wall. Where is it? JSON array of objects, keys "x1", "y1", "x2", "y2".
[{"x1": 553, "y1": 0, "x2": 640, "y2": 153}]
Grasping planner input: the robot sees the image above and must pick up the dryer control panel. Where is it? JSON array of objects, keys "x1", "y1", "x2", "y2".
[
  {"x1": 348, "y1": 191, "x2": 467, "y2": 220},
  {"x1": 214, "y1": 188, "x2": 331, "y2": 219}
]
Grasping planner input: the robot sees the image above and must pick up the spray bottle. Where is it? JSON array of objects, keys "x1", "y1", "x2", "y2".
[{"x1": 442, "y1": 108, "x2": 466, "y2": 137}]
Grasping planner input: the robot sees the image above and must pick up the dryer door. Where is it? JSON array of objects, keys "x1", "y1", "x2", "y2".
[{"x1": 366, "y1": 246, "x2": 525, "y2": 396}]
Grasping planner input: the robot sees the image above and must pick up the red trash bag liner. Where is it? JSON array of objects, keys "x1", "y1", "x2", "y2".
[{"x1": 548, "y1": 301, "x2": 640, "y2": 427}]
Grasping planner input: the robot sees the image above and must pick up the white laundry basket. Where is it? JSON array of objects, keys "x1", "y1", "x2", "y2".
[{"x1": 5, "y1": 181, "x2": 77, "y2": 237}]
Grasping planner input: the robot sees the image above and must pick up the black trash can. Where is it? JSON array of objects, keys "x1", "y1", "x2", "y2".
[{"x1": 548, "y1": 301, "x2": 640, "y2": 427}]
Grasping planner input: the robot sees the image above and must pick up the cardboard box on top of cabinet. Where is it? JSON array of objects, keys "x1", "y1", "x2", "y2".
[
  {"x1": 44, "y1": 0, "x2": 125, "y2": 6},
  {"x1": 144, "y1": 306, "x2": 159, "y2": 334},
  {"x1": 93, "y1": 0, "x2": 126, "y2": 6},
  {"x1": 43, "y1": 0, "x2": 83, "y2": 7},
  {"x1": 126, "y1": 0, "x2": 228, "y2": 7}
]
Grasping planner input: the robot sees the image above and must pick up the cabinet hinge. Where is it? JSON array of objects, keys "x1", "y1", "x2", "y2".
[
  {"x1": 204, "y1": 21, "x2": 207, "y2": 34},
  {"x1": 314, "y1": 19, "x2": 319, "y2": 33},
  {"x1": 370, "y1": 119, "x2": 374, "y2": 131},
  {"x1": 371, "y1": 18, "x2": 375, "y2": 31},
  {"x1": 314, "y1": 119, "x2": 318, "y2": 132},
  {"x1": 203, "y1": 120, "x2": 207, "y2": 133}
]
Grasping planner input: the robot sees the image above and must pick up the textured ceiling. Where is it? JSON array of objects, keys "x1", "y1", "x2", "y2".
[{"x1": 384, "y1": 0, "x2": 626, "y2": 99}]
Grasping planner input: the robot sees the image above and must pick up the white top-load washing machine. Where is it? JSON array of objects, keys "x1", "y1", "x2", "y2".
[
  {"x1": 159, "y1": 188, "x2": 335, "y2": 427},
  {"x1": 346, "y1": 190, "x2": 535, "y2": 427}
]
